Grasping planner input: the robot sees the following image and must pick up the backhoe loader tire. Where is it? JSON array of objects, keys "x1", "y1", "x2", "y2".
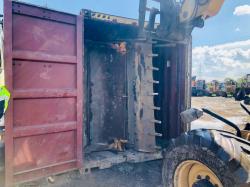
[{"x1": 162, "y1": 129, "x2": 248, "y2": 187}]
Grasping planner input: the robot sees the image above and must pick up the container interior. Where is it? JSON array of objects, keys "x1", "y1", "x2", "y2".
[
  {"x1": 84, "y1": 18, "x2": 138, "y2": 151},
  {"x1": 83, "y1": 17, "x2": 175, "y2": 153}
]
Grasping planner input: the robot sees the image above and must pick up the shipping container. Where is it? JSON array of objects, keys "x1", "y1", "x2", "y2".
[{"x1": 1, "y1": 0, "x2": 191, "y2": 186}]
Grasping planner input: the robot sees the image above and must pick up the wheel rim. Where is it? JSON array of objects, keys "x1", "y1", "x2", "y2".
[{"x1": 174, "y1": 160, "x2": 223, "y2": 187}]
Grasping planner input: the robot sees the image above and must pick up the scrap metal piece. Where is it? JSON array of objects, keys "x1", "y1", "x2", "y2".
[
  {"x1": 111, "y1": 42, "x2": 127, "y2": 55},
  {"x1": 108, "y1": 138, "x2": 128, "y2": 152},
  {"x1": 47, "y1": 176, "x2": 55, "y2": 184},
  {"x1": 180, "y1": 108, "x2": 203, "y2": 124}
]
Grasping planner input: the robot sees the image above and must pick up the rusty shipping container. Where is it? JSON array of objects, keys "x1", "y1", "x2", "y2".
[{"x1": 0, "y1": 0, "x2": 192, "y2": 186}]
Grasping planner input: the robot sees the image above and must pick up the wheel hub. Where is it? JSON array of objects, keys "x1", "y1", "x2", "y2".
[
  {"x1": 174, "y1": 160, "x2": 223, "y2": 187},
  {"x1": 193, "y1": 179, "x2": 215, "y2": 187}
]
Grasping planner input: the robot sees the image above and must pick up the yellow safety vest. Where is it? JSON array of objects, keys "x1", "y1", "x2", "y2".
[{"x1": 0, "y1": 86, "x2": 10, "y2": 112}]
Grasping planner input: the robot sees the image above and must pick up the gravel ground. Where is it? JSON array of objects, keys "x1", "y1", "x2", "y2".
[{"x1": 19, "y1": 97, "x2": 250, "y2": 187}]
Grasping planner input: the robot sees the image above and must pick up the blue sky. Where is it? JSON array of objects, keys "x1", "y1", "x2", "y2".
[
  {"x1": 193, "y1": 0, "x2": 250, "y2": 46},
  {"x1": 0, "y1": 0, "x2": 250, "y2": 80},
  {"x1": 1, "y1": 0, "x2": 249, "y2": 47}
]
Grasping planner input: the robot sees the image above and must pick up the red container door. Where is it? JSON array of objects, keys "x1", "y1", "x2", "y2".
[{"x1": 3, "y1": 1, "x2": 83, "y2": 186}]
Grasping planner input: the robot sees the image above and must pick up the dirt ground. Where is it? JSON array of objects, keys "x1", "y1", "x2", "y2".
[
  {"x1": 191, "y1": 97, "x2": 250, "y2": 130},
  {"x1": 22, "y1": 161, "x2": 163, "y2": 187},
  {"x1": 18, "y1": 97, "x2": 250, "y2": 187}
]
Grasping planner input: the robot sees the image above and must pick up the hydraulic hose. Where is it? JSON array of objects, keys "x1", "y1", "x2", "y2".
[{"x1": 202, "y1": 108, "x2": 241, "y2": 137}]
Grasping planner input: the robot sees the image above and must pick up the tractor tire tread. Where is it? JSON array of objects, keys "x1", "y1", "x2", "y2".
[{"x1": 162, "y1": 129, "x2": 249, "y2": 187}]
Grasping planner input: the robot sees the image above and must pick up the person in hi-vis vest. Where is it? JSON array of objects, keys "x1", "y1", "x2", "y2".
[{"x1": 0, "y1": 86, "x2": 10, "y2": 130}]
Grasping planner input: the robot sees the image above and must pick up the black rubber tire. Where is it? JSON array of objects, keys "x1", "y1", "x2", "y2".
[{"x1": 162, "y1": 129, "x2": 249, "y2": 187}]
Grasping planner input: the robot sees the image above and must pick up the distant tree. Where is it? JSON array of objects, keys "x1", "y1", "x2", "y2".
[{"x1": 237, "y1": 76, "x2": 247, "y2": 87}]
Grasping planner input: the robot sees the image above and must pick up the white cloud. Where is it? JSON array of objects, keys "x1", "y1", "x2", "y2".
[
  {"x1": 235, "y1": 27, "x2": 240, "y2": 32},
  {"x1": 234, "y1": 5, "x2": 250, "y2": 16},
  {"x1": 192, "y1": 40, "x2": 250, "y2": 81}
]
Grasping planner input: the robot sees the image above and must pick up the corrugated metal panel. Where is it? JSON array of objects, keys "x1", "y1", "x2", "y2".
[{"x1": 4, "y1": 1, "x2": 83, "y2": 186}]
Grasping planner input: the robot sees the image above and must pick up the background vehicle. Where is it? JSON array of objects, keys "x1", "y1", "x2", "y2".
[
  {"x1": 192, "y1": 77, "x2": 211, "y2": 97},
  {"x1": 208, "y1": 80, "x2": 228, "y2": 97},
  {"x1": 235, "y1": 74, "x2": 250, "y2": 100},
  {"x1": 2, "y1": 0, "x2": 250, "y2": 187},
  {"x1": 206, "y1": 79, "x2": 237, "y2": 98},
  {"x1": 224, "y1": 79, "x2": 237, "y2": 96}
]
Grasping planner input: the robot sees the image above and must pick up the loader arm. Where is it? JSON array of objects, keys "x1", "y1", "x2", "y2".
[
  {"x1": 139, "y1": 0, "x2": 225, "y2": 40},
  {"x1": 179, "y1": 0, "x2": 225, "y2": 23}
]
